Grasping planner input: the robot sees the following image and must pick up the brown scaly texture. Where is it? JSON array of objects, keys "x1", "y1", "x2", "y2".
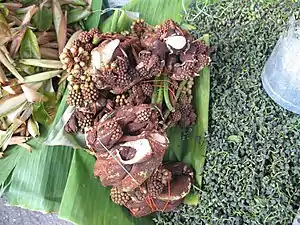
[
  {"x1": 169, "y1": 110, "x2": 182, "y2": 126},
  {"x1": 108, "y1": 162, "x2": 193, "y2": 217},
  {"x1": 136, "y1": 50, "x2": 165, "y2": 79},
  {"x1": 89, "y1": 28, "x2": 100, "y2": 36}
]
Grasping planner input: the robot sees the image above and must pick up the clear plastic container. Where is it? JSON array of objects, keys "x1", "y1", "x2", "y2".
[
  {"x1": 262, "y1": 18, "x2": 300, "y2": 115},
  {"x1": 293, "y1": 214, "x2": 300, "y2": 225}
]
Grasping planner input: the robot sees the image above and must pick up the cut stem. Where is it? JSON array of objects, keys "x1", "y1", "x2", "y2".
[
  {"x1": 164, "y1": 80, "x2": 187, "y2": 119},
  {"x1": 156, "y1": 84, "x2": 164, "y2": 105},
  {"x1": 163, "y1": 76, "x2": 175, "y2": 112},
  {"x1": 151, "y1": 76, "x2": 160, "y2": 104},
  {"x1": 175, "y1": 80, "x2": 188, "y2": 101}
]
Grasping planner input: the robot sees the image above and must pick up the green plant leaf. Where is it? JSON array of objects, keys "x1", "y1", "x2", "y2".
[
  {"x1": 32, "y1": 92, "x2": 57, "y2": 126},
  {"x1": 20, "y1": 28, "x2": 40, "y2": 59},
  {"x1": 227, "y1": 135, "x2": 243, "y2": 143},
  {"x1": 19, "y1": 0, "x2": 38, "y2": 5},
  {"x1": 6, "y1": 139, "x2": 74, "y2": 212},
  {"x1": 85, "y1": 0, "x2": 103, "y2": 29},
  {"x1": 68, "y1": 0, "x2": 88, "y2": 6},
  {"x1": 23, "y1": 70, "x2": 62, "y2": 83},
  {"x1": 58, "y1": 149, "x2": 154, "y2": 225},
  {"x1": 67, "y1": 8, "x2": 91, "y2": 25},
  {"x1": 183, "y1": 192, "x2": 199, "y2": 206},
  {"x1": 124, "y1": 0, "x2": 192, "y2": 24},
  {"x1": 32, "y1": 6, "x2": 53, "y2": 31},
  {"x1": 101, "y1": 9, "x2": 134, "y2": 33},
  {"x1": 0, "y1": 3, "x2": 9, "y2": 17}
]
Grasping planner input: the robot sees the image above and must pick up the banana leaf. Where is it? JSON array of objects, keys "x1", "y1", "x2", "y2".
[
  {"x1": 0, "y1": 146, "x2": 26, "y2": 187},
  {"x1": 183, "y1": 35, "x2": 210, "y2": 186},
  {"x1": 101, "y1": 0, "x2": 192, "y2": 26},
  {"x1": 2, "y1": 1, "x2": 205, "y2": 225},
  {"x1": 6, "y1": 141, "x2": 73, "y2": 212},
  {"x1": 100, "y1": 9, "x2": 134, "y2": 33}
]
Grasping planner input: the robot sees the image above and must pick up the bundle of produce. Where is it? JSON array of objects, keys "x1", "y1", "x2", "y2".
[{"x1": 60, "y1": 19, "x2": 211, "y2": 217}]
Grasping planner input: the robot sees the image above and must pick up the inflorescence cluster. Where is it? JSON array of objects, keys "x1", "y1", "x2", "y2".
[{"x1": 60, "y1": 19, "x2": 210, "y2": 217}]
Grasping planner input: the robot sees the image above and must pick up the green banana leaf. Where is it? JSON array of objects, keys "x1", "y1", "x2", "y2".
[
  {"x1": 1, "y1": 1, "x2": 210, "y2": 225},
  {"x1": 7, "y1": 141, "x2": 73, "y2": 212},
  {"x1": 0, "y1": 146, "x2": 26, "y2": 187},
  {"x1": 101, "y1": 0, "x2": 192, "y2": 26},
  {"x1": 43, "y1": 92, "x2": 86, "y2": 149},
  {"x1": 183, "y1": 35, "x2": 210, "y2": 186}
]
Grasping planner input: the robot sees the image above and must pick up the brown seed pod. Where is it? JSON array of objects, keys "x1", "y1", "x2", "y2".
[
  {"x1": 78, "y1": 31, "x2": 93, "y2": 43},
  {"x1": 81, "y1": 81, "x2": 100, "y2": 104},
  {"x1": 170, "y1": 110, "x2": 182, "y2": 125},
  {"x1": 147, "y1": 167, "x2": 171, "y2": 197},
  {"x1": 141, "y1": 83, "x2": 154, "y2": 97},
  {"x1": 72, "y1": 39, "x2": 82, "y2": 47},
  {"x1": 67, "y1": 87, "x2": 83, "y2": 107},
  {"x1": 84, "y1": 43, "x2": 94, "y2": 52},
  {"x1": 115, "y1": 94, "x2": 130, "y2": 107},
  {"x1": 89, "y1": 28, "x2": 100, "y2": 36},
  {"x1": 110, "y1": 187, "x2": 131, "y2": 206},
  {"x1": 131, "y1": 19, "x2": 149, "y2": 37},
  {"x1": 136, "y1": 108, "x2": 151, "y2": 122},
  {"x1": 60, "y1": 45, "x2": 90, "y2": 76},
  {"x1": 76, "y1": 110, "x2": 94, "y2": 133}
]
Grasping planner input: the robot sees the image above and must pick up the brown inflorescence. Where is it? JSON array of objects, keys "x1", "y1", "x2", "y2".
[
  {"x1": 108, "y1": 162, "x2": 193, "y2": 217},
  {"x1": 60, "y1": 19, "x2": 210, "y2": 217}
]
